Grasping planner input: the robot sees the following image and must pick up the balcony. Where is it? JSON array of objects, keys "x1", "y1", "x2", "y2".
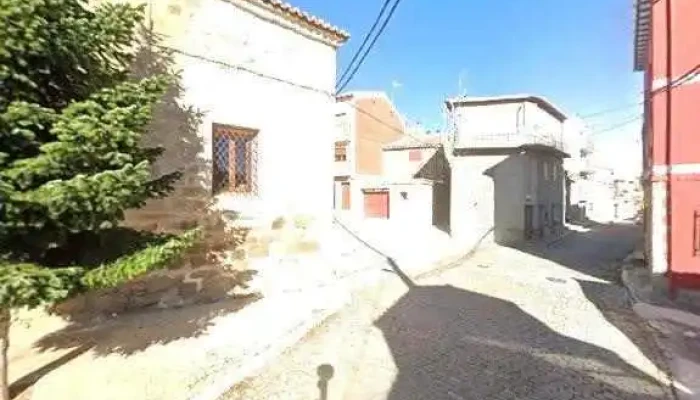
[{"x1": 455, "y1": 128, "x2": 565, "y2": 153}]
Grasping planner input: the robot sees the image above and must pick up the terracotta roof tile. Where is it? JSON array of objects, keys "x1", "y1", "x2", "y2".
[
  {"x1": 384, "y1": 134, "x2": 442, "y2": 150},
  {"x1": 245, "y1": 0, "x2": 349, "y2": 42}
]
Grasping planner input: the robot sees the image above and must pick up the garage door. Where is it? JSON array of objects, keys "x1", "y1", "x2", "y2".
[{"x1": 364, "y1": 191, "x2": 389, "y2": 219}]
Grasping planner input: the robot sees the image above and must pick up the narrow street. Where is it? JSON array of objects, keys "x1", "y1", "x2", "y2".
[{"x1": 225, "y1": 224, "x2": 674, "y2": 400}]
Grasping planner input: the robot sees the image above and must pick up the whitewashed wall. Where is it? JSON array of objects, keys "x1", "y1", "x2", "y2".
[
  {"x1": 165, "y1": 0, "x2": 340, "y2": 224},
  {"x1": 524, "y1": 102, "x2": 564, "y2": 138},
  {"x1": 389, "y1": 183, "x2": 433, "y2": 227},
  {"x1": 383, "y1": 148, "x2": 438, "y2": 180},
  {"x1": 453, "y1": 102, "x2": 523, "y2": 138}
]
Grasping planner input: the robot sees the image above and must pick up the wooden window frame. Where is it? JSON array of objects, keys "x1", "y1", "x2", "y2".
[
  {"x1": 335, "y1": 141, "x2": 348, "y2": 162},
  {"x1": 212, "y1": 123, "x2": 258, "y2": 195}
]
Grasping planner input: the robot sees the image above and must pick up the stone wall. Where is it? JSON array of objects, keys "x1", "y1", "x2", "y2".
[{"x1": 55, "y1": 214, "x2": 324, "y2": 319}]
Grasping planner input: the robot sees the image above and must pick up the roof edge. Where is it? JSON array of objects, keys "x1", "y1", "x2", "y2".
[
  {"x1": 633, "y1": 0, "x2": 651, "y2": 71},
  {"x1": 240, "y1": 0, "x2": 349, "y2": 44},
  {"x1": 446, "y1": 95, "x2": 568, "y2": 122}
]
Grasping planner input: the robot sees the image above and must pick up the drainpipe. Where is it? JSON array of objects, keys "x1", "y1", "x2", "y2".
[{"x1": 664, "y1": 0, "x2": 674, "y2": 296}]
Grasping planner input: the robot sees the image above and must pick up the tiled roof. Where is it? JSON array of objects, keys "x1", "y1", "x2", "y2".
[
  {"x1": 633, "y1": 0, "x2": 651, "y2": 71},
  {"x1": 445, "y1": 94, "x2": 568, "y2": 122},
  {"x1": 244, "y1": 0, "x2": 349, "y2": 42},
  {"x1": 384, "y1": 134, "x2": 442, "y2": 150}
]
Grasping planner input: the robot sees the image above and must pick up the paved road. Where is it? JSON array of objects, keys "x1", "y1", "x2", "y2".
[{"x1": 225, "y1": 224, "x2": 674, "y2": 400}]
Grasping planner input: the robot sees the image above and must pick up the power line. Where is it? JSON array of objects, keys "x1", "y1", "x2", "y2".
[
  {"x1": 336, "y1": 0, "x2": 403, "y2": 93},
  {"x1": 157, "y1": 43, "x2": 438, "y2": 147},
  {"x1": 336, "y1": 0, "x2": 394, "y2": 88},
  {"x1": 578, "y1": 102, "x2": 643, "y2": 119},
  {"x1": 578, "y1": 62, "x2": 700, "y2": 120},
  {"x1": 588, "y1": 115, "x2": 642, "y2": 136}
]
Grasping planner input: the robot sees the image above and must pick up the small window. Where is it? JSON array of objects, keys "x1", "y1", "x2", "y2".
[
  {"x1": 334, "y1": 141, "x2": 348, "y2": 161},
  {"x1": 542, "y1": 161, "x2": 549, "y2": 181},
  {"x1": 409, "y1": 149, "x2": 422, "y2": 162},
  {"x1": 552, "y1": 163, "x2": 558, "y2": 181},
  {"x1": 212, "y1": 124, "x2": 258, "y2": 194}
]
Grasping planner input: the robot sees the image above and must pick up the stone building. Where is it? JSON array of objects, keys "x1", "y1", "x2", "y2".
[
  {"x1": 446, "y1": 95, "x2": 569, "y2": 246},
  {"x1": 115, "y1": 0, "x2": 349, "y2": 235}
]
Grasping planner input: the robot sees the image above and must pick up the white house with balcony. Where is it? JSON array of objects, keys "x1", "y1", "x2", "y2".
[{"x1": 445, "y1": 95, "x2": 569, "y2": 246}]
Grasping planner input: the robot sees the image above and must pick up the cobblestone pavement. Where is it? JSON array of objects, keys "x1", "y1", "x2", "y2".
[{"x1": 224, "y1": 224, "x2": 675, "y2": 400}]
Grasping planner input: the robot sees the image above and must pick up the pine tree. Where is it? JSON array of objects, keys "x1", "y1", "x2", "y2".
[{"x1": 0, "y1": 1, "x2": 197, "y2": 398}]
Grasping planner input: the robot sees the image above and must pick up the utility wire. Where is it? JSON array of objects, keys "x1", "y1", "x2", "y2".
[
  {"x1": 578, "y1": 62, "x2": 700, "y2": 120},
  {"x1": 157, "y1": 44, "x2": 432, "y2": 146},
  {"x1": 336, "y1": 0, "x2": 394, "y2": 89},
  {"x1": 578, "y1": 102, "x2": 643, "y2": 119},
  {"x1": 156, "y1": 43, "x2": 644, "y2": 147},
  {"x1": 588, "y1": 115, "x2": 642, "y2": 136},
  {"x1": 336, "y1": 0, "x2": 403, "y2": 93}
]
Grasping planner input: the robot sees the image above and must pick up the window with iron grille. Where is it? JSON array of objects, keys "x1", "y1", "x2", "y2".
[
  {"x1": 335, "y1": 141, "x2": 348, "y2": 162},
  {"x1": 408, "y1": 149, "x2": 422, "y2": 162},
  {"x1": 212, "y1": 124, "x2": 258, "y2": 195}
]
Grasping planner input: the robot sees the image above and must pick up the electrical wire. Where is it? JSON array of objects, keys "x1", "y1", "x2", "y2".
[
  {"x1": 336, "y1": 0, "x2": 404, "y2": 93},
  {"x1": 588, "y1": 115, "x2": 643, "y2": 136},
  {"x1": 335, "y1": 0, "x2": 394, "y2": 88}
]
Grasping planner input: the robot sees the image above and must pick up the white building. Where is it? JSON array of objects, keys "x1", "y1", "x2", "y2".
[
  {"x1": 123, "y1": 0, "x2": 349, "y2": 233},
  {"x1": 562, "y1": 116, "x2": 594, "y2": 221},
  {"x1": 446, "y1": 95, "x2": 569, "y2": 246}
]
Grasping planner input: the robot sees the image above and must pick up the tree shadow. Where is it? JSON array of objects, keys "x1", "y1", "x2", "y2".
[
  {"x1": 33, "y1": 293, "x2": 260, "y2": 357},
  {"x1": 8, "y1": 26, "x2": 260, "y2": 395},
  {"x1": 124, "y1": 24, "x2": 215, "y2": 233},
  {"x1": 375, "y1": 268, "x2": 670, "y2": 399},
  {"x1": 9, "y1": 344, "x2": 90, "y2": 400},
  {"x1": 578, "y1": 279, "x2": 675, "y2": 375}
]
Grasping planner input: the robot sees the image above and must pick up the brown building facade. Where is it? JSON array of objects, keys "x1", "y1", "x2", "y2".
[{"x1": 333, "y1": 92, "x2": 406, "y2": 216}]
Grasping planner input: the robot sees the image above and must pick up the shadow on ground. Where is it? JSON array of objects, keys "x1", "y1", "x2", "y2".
[
  {"x1": 370, "y1": 261, "x2": 670, "y2": 400},
  {"x1": 507, "y1": 222, "x2": 642, "y2": 283},
  {"x1": 11, "y1": 294, "x2": 259, "y2": 400},
  {"x1": 7, "y1": 24, "x2": 254, "y2": 398}
]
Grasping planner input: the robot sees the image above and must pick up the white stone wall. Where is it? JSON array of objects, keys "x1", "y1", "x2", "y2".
[
  {"x1": 450, "y1": 150, "x2": 565, "y2": 245},
  {"x1": 388, "y1": 183, "x2": 433, "y2": 228},
  {"x1": 382, "y1": 148, "x2": 438, "y2": 180},
  {"x1": 333, "y1": 102, "x2": 356, "y2": 177},
  {"x1": 453, "y1": 102, "x2": 523, "y2": 138},
  {"x1": 524, "y1": 102, "x2": 564, "y2": 139},
  {"x1": 452, "y1": 101, "x2": 564, "y2": 149},
  {"x1": 149, "y1": 0, "x2": 340, "y2": 226},
  {"x1": 450, "y1": 155, "x2": 505, "y2": 245}
]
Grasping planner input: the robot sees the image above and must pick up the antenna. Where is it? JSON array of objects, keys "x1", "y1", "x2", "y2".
[{"x1": 457, "y1": 69, "x2": 468, "y2": 97}]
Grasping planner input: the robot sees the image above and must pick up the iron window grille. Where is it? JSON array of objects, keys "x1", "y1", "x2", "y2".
[
  {"x1": 334, "y1": 141, "x2": 348, "y2": 162},
  {"x1": 212, "y1": 124, "x2": 259, "y2": 195}
]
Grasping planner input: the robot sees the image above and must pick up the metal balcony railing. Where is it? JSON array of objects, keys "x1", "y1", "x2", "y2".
[{"x1": 455, "y1": 129, "x2": 564, "y2": 152}]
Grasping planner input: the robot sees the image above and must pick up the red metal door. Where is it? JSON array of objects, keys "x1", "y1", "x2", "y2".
[{"x1": 363, "y1": 191, "x2": 389, "y2": 219}]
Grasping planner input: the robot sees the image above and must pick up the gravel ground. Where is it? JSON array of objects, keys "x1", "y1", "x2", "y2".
[{"x1": 225, "y1": 224, "x2": 675, "y2": 400}]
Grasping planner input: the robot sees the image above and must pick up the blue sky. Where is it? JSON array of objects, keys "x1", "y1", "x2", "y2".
[{"x1": 294, "y1": 0, "x2": 644, "y2": 140}]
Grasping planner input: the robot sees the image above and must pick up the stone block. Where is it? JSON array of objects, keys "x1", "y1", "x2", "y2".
[
  {"x1": 271, "y1": 217, "x2": 286, "y2": 230},
  {"x1": 144, "y1": 275, "x2": 180, "y2": 292},
  {"x1": 247, "y1": 242, "x2": 270, "y2": 258},
  {"x1": 88, "y1": 291, "x2": 129, "y2": 315},
  {"x1": 198, "y1": 275, "x2": 237, "y2": 303},
  {"x1": 190, "y1": 268, "x2": 219, "y2": 280},
  {"x1": 287, "y1": 240, "x2": 320, "y2": 254},
  {"x1": 232, "y1": 248, "x2": 247, "y2": 260}
]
